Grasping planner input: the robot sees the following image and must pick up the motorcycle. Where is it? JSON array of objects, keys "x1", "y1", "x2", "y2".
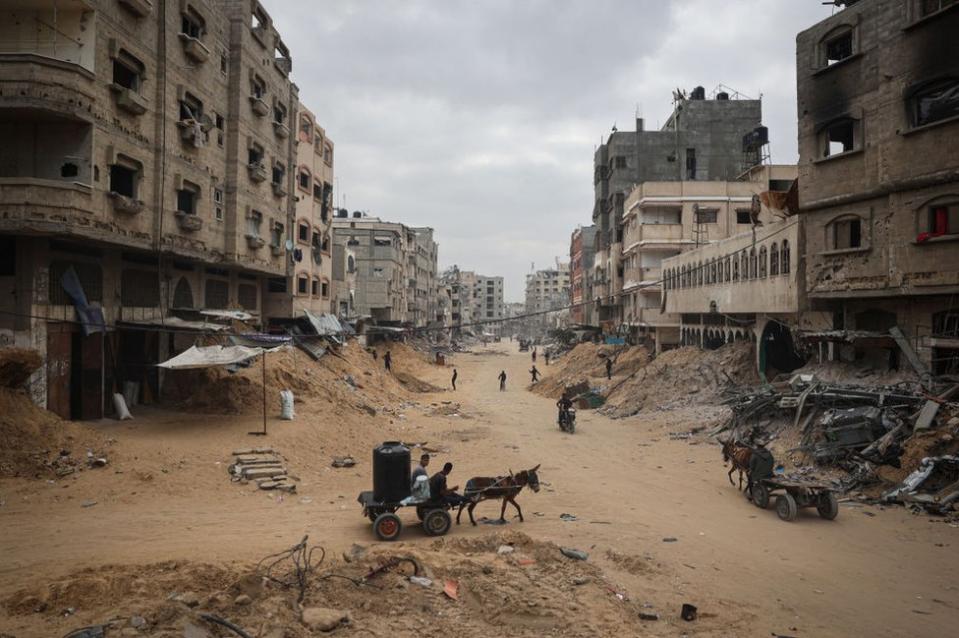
[{"x1": 558, "y1": 407, "x2": 576, "y2": 434}]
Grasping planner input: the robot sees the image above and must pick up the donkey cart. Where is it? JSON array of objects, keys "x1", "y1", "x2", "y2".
[
  {"x1": 751, "y1": 476, "x2": 839, "y2": 522},
  {"x1": 356, "y1": 491, "x2": 452, "y2": 541}
]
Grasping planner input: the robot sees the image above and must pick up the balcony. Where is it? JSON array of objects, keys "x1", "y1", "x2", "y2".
[
  {"x1": 273, "y1": 121, "x2": 289, "y2": 139},
  {"x1": 246, "y1": 234, "x2": 266, "y2": 250},
  {"x1": 175, "y1": 212, "x2": 202, "y2": 232},
  {"x1": 639, "y1": 224, "x2": 685, "y2": 245},
  {"x1": 108, "y1": 191, "x2": 144, "y2": 214},
  {"x1": 249, "y1": 96, "x2": 270, "y2": 117},
  {"x1": 177, "y1": 119, "x2": 206, "y2": 147},
  {"x1": 270, "y1": 243, "x2": 285, "y2": 257},
  {"x1": 271, "y1": 181, "x2": 287, "y2": 198},
  {"x1": 248, "y1": 162, "x2": 268, "y2": 183},
  {"x1": 110, "y1": 85, "x2": 148, "y2": 115},
  {"x1": 178, "y1": 34, "x2": 210, "y2": 64},
  {"x1": 118, "y1": 0, "x2": 152, "y2": 17}
]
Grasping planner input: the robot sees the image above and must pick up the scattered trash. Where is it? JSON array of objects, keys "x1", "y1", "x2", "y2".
[
  {"x1": 639, "y1": 612, "x2": 660, "y2": 621},
  {"x1": 681, "y1": 603, "x2": 698, "y2": 621},
  {"x1": 662, "y1": 537, "x2": 678, "y2": 543},
  {"x1": 496, "y1": 545, "x2": 515, "y2": 555},
  {"x1": 63, "y1": 627, "x2": 105, "y2": 638},
  {"x1": 331, "y1": 456, "x2": 357, "y2": 468},
  {"x1": 443, "y1": 579, "x2": 459, "y2": 601},
  {"x1": 560, "y1": 547, "x2": 588, "y2": 561},
  {"x1": 409, "y1": 576, "x2": 432, "y2": 588},
  {"x1": 883, "y1": 456, "x2": 959, "y2": 514},
  {"x1": 280, "y1": 390, "x2": 295, "y2": 420},
  {"x1": 81, "y1": 500, "x2": 97, "y2": 508},
  {"x1": 559, "y1": 513, "x2": 578, "y2": 522}
]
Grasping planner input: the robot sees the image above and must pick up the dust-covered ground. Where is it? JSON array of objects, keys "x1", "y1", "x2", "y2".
[{"x1": 1, "y1": 344, "x2": 957, "y2": 637}]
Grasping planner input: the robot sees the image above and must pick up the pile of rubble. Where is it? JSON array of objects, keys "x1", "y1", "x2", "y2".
[
  {"x1": 228, "y1": 448, "x2": 297, "y2": 493},
  {"x1": 717, "y1": 371, "x2": 959, "y2": 514}
]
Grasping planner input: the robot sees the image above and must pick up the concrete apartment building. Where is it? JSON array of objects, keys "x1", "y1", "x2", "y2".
[
  {"x1": 524, "y1": 263, "x2": 570, "y2": 336},
  {"x1": 624, "y1": 164, "x2": 798, "y2": 352},
  {"x1": 569, "y1": 225, "x2": 597, "y2": 325},
  {"x1": 270, "y1": 105, "x2": 335, "y2": 317},
  {"x1": 330, "y1": 213, "x2": 439, "y2": 327},
  {"x1": 471, "y1": 275, "x2": 505, "y2": 326},
  {"x1": 440, "y1": 267, "x2": 504, "y2": 335},
  {"x1": 0, "y1": 0, "x2": 332, "y2": 419},
  {"x1": 591, "y1": 88, "x2": 764, "y2": 328},
  {"x1": 795, "y1": 0, "x2": 959, "y2": 374}
]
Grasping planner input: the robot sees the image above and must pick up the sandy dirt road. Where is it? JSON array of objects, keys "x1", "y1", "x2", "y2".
[{"x1": 1, "y1": 344, "x2": 957, "y2": 637}]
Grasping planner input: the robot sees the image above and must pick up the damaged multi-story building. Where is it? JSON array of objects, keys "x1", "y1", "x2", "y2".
[
  {"x1": 794, "y1": 0, "x2": 959, "y2": 375},
  {"x1": 524, "y1": 263, "x2": 570, "y2": 337},
  {"x1": 590, "y1": 87, "x2": 764, "y2": 329},
  {"x1": 569, "y1": 225, "x2": 597, "y2": 325},
  {"x1": 0, "y1": 0, "x2": 334, "y2": 419},
  {"x1": 330, "y1": 212, "x2": 439, "y2": 327},
  {"x1": 439, "y1": 267, "x2": 504, "y2": 336}
]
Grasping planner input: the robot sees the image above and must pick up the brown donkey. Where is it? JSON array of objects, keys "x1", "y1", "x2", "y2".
[
  {"x1": 721, "y1": 439, "x2": 753, "y2": 490},
  {"x1": 456, "y1": 465, "x2": 541, "y2": 526}
]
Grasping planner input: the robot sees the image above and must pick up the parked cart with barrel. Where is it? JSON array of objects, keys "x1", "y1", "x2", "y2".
[
  {"x1": 751, "y1": 476, "x2": 839, "y2": 522},
  {"x1": 356, "y1": 441, "x2": 454, "y2": 541}
]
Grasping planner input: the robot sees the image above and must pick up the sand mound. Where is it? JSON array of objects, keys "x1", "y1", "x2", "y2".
[
  {"x1": 603, "y1": 341, "x2": 759, "y2": 418},
  {"x1": 0, "y1": 387, "x2": 109, "y2": 478},
  {"x1": 533, "y1": 343, "x2": 650, "y2": 399},
  {"x1": 161, "y1": 341, "x2": 442, "y2": 415},
  {"x1": 3, "y1": 531, "x2": 749, "y2": 637},
  {"x1": 0, "y1": 347, "x2": 42, "y2": 388}
]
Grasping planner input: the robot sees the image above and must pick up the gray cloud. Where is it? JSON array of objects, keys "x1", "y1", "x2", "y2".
[{"x1": 270, "y1": 0, "x2": 835, "y2": 301}]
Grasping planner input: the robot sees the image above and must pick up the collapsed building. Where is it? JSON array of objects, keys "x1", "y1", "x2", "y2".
[{"x1": 0, "y1": 0, "x2": 336, "y2": 419}]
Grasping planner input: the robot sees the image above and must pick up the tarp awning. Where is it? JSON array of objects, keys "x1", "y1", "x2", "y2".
[
  {"x1": 157, "y1": 344, "x2": 285, "y2": 369},
  {"x1": 303, "y1": 310, "x2": 344, "y2": 336},
  {"x1": 230, "y1": 334, "x2": 293, "y2": 348},
  {"x1": 121, "y1": 317, "x2": 231, "y2": 332},
  {"x1": 201, "y1": 309, "x2": 255, "y2": 321}
]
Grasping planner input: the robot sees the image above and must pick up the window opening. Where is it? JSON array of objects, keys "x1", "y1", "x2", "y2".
[
  {"x1": 177, "y1": 182, "x2": 199, "y2": 215},
  {"x1": 685, "y1": 148, "x2": 697, "y2": 180},
  {"x1": 824, "y1": 120, "x2": 855, "y2": 157},
  {"x1": 912, "y1": 79, "x2": 959, "y2": 128},
  {"x1": 833, "y1": 217, "x2": 862, "y2": 249},
  {"x1": 824, "y1": 30, "x2": 853, "y2": 66},
  {"x1": 110, "y1": 162, "x2": 137, "y2": 198},
  {"x1": 112, "y1": 51, "x2": 143, "y2": 91}
]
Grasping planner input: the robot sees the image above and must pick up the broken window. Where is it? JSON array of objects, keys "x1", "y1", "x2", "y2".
[
  {"x1": 250, "y1": 75, "x2": 266, "y2": 100},
  {"x1": 613, "y1": 156, "x2": 627, "y2": 169},
  {"x1": 736, "y1": 209, "x2": 752, "y2": 224},
  {"x1": 109, "y1": 162, "x2": 138, "y2": 199},
  {"x1": 272, "y1": 162, "x2": 286, "y2": 186},
  {"x1": 176, "y1": 181, "x2": 199, "y2": 215},
  {"x1": 823, "y1": 29, "x2": 853, "y2": 66},
  {"x1": 685, "y1": 148, "x2": 697, "y2": 180},
  {"x1": 251, "y1": 4, "x2": 268, "y2": 33},
  {"x1": 274, "y1": 101, "x2": 287, "y2": 125},
  {"x1": 297, "y1": 275, "x2": 308, "y2": 295},
  {"x1": 173, "y1": 277, "x2": 194, "y2": 309},
  {"x1": 911, "y1": 78, "x2": 959, "y2": 128},
  {"x1": 112, "y1": 50, "x2": 143, "y2": 91},
  {"x1": 781, "y1": 240, "x2": 791, "y2": 274},
  {"x1": 920, "y1": 0, "x2": 958, "y2": 17},
  {"x1": 298, "y1": 167, "x2": 311, "y2": 192},
  {"x1": 275, "y1": 40, "x2": 291, "y2": 74},
  {"x1": 214, "y1": 113, "x2": 225, "y2": 147},
  {"x1": 373, "y1": 267, "x2": 384, "y2": 278},
  {"x1": 181, "y1": 7, "x2": 205, "y2": 39},
  {"x1": 248, "y1": 143, "x2": 264, "y2": 167},
  {"x1": 831, "y1": 216, "x2": 863, "y2": 249},
  {"x1": 49, "y1": 261, "x2": 103, "y2": 305},
  {"x1": 321, "y1": 281, "x2": 329, "y2": 298},
  {"x1": 268, "y1": 277, "x2": 287, "y2": 293},
  {"x1": 179, "y1": 92, "x2": 203, "y2": 122},
  {"x1": 298, "y1": 222, "x2": 310, "y2": 243},
  {"x1": 770, "y1": 243, "x2": 780, "y2": 275},
  {"x1": 238, "y1": 283, "x2": 258, "y2": 310},
  {"x1": 61, "y1": 163, "x2": 79, "y2": 178},
  {"x1": 203, "y1": 279, "x2": 228, "y2": 309},
  {"x1": 823, "y1": 119, "x2": 856, "y2": 157}
]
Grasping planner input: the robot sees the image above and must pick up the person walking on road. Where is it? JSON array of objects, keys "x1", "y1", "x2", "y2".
[
  {"x1": 529, "y1": 365, "x2": 540, "y2": 383},
  {"x1": 532, "y1": 349, "x2": 537, "y2": 363},
  {"x1": 383, "y1": 350, "x2": 392, "y2": 373},
  {"x1": 451, "y1": 368, "x2": 458, "y2": 391},
  {"x1": 605, "y1": 357, "x2": 613, "y2": 380},
  {"x1": 498, "y1": 370, "x2": 507, "y2": 391},
  {"x1": 544, "y1": 351, "x2": 550, "y2": 366}
]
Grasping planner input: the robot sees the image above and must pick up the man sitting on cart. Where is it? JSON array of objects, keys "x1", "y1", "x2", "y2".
[
  {"x1": 411, "y1": 453, "x2": 430, "y2": 488},
  {"x1": 430, "y1": 462, "x2": 466, "y2": 506},
  {"x1": 747, "y1": 440, "x2": 775, "y2": 500}
]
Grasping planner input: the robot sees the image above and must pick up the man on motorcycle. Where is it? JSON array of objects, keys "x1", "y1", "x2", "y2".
[{"x1": 557, "y1": 392, "x2": 573, "y2": 430}]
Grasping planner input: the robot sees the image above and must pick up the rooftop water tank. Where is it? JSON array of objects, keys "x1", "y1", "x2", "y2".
[{"x1": 373, "y1": 441, "x2": 411, "y2": 503}]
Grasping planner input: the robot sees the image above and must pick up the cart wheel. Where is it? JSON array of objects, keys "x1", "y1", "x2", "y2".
[
  {"x1": 775, "y1": 493, "x2": 798, "y2": 522},
  {"x1": 374, "y1": 512, "x2": 403, "y2": 541},
  {"x1": 752, "y1": 483, "x2": 770, "y2": 509},
  {"x1": 816, "y1": 492, "x2": 839, "y2": 520},
  {"x1": 423, "y1": 509, "x2": 452, "y2": 537}
]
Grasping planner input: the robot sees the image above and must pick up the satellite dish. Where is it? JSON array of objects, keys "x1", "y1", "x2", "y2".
[{"x1": 285, "y1": 239, "x2": 294, "y2": 251}]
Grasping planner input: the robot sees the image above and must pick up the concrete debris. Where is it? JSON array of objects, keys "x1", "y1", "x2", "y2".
[
  {"x1": 229, "y1": 451, "x2": 296, "y2": 493},
  {"x1": 883, "y1": 456, "x2": 959, "y2": 514}
]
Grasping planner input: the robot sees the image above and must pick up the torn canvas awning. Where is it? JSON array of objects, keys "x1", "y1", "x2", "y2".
[
  {"x1": 230, "y1": 334, "x2": 293, "y2": 348},
  {"x1": 157, "y1": 344, "x2": 286, "y2": 370},
  {"x1": 303, "y1": 310, "x2": 344, "y2": 336},
  {"x1": 121, "y1": 317, "x2": 231, "y2": 332},
  {"x1": 200, "y1": 309, "x2": 255, "y2": 321}
]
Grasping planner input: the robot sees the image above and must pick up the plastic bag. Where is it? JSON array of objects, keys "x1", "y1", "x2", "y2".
[
  {"x1": 280, "y1": 390, "x2": 295, "y2": 420},
  {"x1": 113, "y1": 393, "x2": 133, "y2": 420}
]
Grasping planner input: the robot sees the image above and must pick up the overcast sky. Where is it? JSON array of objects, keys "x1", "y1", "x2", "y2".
[{"x1": 272, "y1": 1, "x2": 837, "y2": 302}]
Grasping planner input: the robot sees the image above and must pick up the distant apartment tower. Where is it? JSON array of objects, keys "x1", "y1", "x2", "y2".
[
  {"x1": 591, "y1": 88, "x2": 764, "y2": 328},
  {"x1": 331, "y1": 214, "x2": 408, "y2": 323},
  {"x1": 570, "y1": 225, "x2": 597, "y2": 325},
  {"x1": 0, "y1": 0, "x2": 328, "y2": 419},
  {"x1": 795, "y1": 0, "x2": 959, "y2": 374},
  {"x1": 525, "y1": 264, "x2": 571, "y2": 314}
]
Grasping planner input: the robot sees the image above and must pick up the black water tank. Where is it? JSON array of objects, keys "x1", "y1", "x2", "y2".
[
  {"x1": 337, "y1": 208, "x2": 348, "y2": 218},
  {"x1": 716, "y1": 92, "x2": 729, "y2": 100},
  {"x1": 373, "y1": 441, "x2": 411, "y2": 503},
  {"x1": 691, "y1": 86, "x2": 706, "y2": 100}
]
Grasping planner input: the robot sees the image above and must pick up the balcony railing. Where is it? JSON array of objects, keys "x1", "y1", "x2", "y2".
[{"x1": 179, "y1": 34, "x2": 210, "y2": 64}]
